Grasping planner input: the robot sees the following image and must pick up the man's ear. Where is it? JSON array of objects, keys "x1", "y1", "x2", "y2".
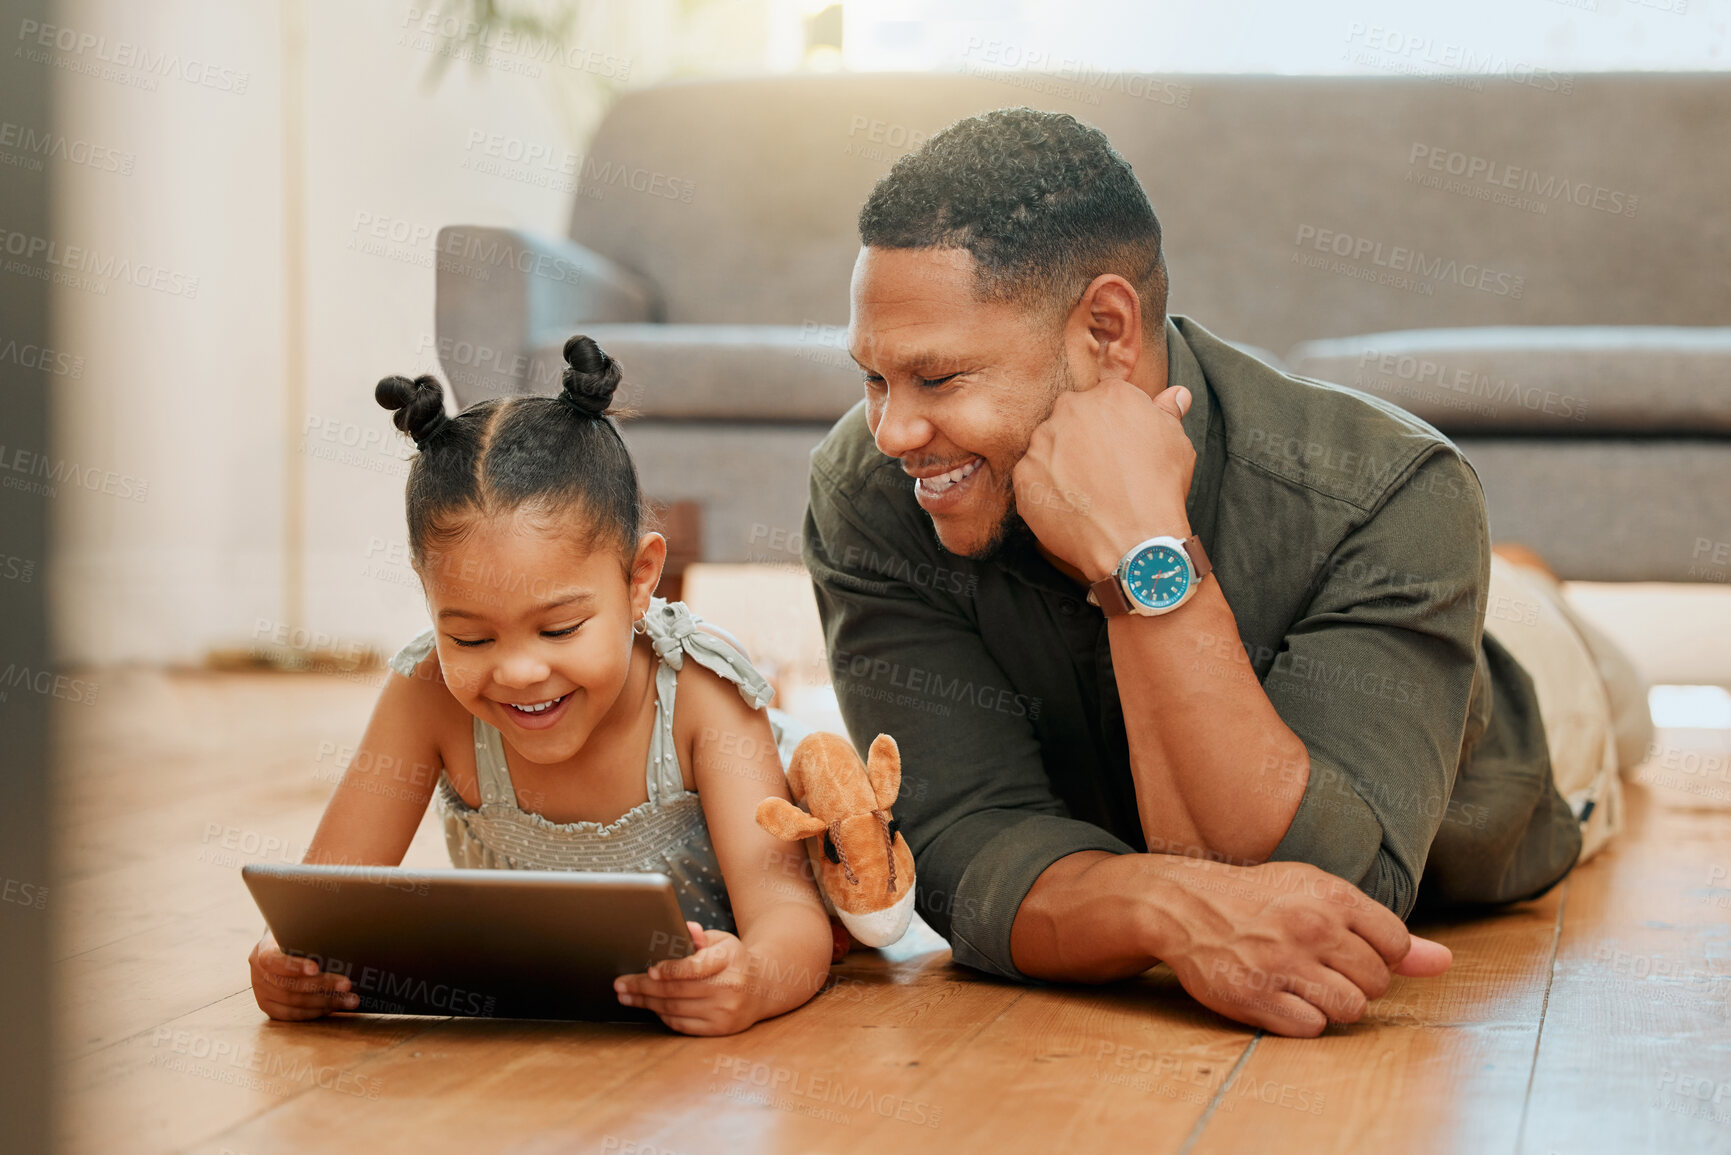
[
  {"x1": 866, "y1": 733, "x2": 902, "y2": 809},
  {"x1": 756, "y1": 797, "x2": 827, "y2": 842},
  {"x1": 628, "y1": 531, "x2": 667, "y2": 619},
  {"x1": 1068, "y1": 273, "x2": 1143, "y2": 387}
]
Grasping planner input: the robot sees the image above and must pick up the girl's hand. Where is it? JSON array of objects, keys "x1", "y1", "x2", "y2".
[
  {"x1": 248, "y1": 928, "x2": 359, "y2": 1021},
  {"x1": 614, "y1": 922, "x2": 762, "y2": 1036}
]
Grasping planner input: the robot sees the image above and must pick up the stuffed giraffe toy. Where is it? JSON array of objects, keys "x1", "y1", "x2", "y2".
[{"x1": 756, "y1": 732, "x2": 916, "y2": 959}]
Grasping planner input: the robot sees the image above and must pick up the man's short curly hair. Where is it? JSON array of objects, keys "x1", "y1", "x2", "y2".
[{"x1": 857, "y1": 107, "x2": 1167, "y2": 340}]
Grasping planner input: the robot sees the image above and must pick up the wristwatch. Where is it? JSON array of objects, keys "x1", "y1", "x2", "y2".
[{"x1": 1086, "y1": 534, "x2": 1212, "y2": 617}]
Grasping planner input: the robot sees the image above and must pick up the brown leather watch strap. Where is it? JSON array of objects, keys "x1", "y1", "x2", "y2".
[
  {"x1": 1186, "y1": 534, "x2": 1212, "y2": 581},
  {"x1": 1087, "y1": 534, "x2": 1210, "y2": 616},
  {"x1": 1088, "y1": 572, "x2": 1133, "y2": 615}
]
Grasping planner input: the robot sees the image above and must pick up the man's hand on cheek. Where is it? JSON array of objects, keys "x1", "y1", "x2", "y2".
[{"x1": 1012, "y1": 377, "x2": 1196, "y2": 580}]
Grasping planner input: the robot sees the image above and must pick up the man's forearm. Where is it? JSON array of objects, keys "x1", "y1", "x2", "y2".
[
  {"x1": 1106, "y1": 577, "x2": 1310, "y2": 864},
  {"x1": 1009, "y1": 850, "x2": 1172, "y2": 981}
]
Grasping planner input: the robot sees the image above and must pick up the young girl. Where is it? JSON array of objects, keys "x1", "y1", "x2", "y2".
[{"x1": 247, "y1": 336, "x2": 834, "y2": 1036}]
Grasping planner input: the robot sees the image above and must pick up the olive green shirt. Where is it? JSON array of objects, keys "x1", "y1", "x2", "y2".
[{"x1": 802, "y1": 315, "x2": 1581, "y2": 983}]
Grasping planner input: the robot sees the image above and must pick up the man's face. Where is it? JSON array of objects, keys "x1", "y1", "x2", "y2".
[{"x1": 848, "y1": 246, "x2": 1069, "y2": 559}]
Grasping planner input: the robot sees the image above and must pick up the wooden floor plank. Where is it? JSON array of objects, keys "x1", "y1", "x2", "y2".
[
  {"x1": 1518, "y1": 730, "x2": 1731, "y2": 1154},
  {"x1": 833, "y1": 973, "x2": 1259, "y2": 1155},
  {"x1": 187, "y1": 945, "x2": 1023, "y2": 1155},
  {"x1": 1190, "y1": 1022, "x2": 1549, "y2": 1155},
  {"x1": 181, "y1": 1016, "x2": 690, "y2": 1155},
  {"x1": 61, "y1": 991, "x2": 436, "y2": 1155},
  {"x1": 1185, "y1": 884, "x2": 1566, "y2": 1154},
  {"x1": 51, "y1": 671, "x2": 1731, "y2": 1155}
]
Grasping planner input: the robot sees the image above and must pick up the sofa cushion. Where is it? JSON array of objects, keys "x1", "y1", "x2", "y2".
[
  {"x1": 1286, "y1": 327, "x2": 1731, "y2": 435},
  {"x1": 569, "y1": 74, "x2": 1731, "y2": 354},
  {"x1": 531, "y1": 323, "x2": 863, "y2": 422}
]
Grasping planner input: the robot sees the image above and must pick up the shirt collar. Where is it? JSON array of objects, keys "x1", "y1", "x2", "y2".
[
  {"x1": 1168, "y1": 315, "x2": 1224, "y2": 549},
  {"x1": 1167, "y1": 315, "x2": 1212, "y2": 463}
]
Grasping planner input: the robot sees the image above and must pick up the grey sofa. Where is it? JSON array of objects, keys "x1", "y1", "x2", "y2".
[{"x1": 435, "y1": 72, "x2": 1731, "y2": 582}]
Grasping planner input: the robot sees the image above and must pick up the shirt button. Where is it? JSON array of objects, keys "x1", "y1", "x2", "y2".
[{"x1": 1059, "y1": 599, "x2": 1079, "y2": 616}]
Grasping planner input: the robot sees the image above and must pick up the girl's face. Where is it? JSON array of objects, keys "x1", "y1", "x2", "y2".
[{"x1": 418, "y1": 508, "x2": 665, "y2": 765}]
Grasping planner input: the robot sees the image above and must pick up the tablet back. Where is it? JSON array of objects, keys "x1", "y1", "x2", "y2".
[{"x1": 242, "y1": 864, "x2": 695, "y2": 1023}]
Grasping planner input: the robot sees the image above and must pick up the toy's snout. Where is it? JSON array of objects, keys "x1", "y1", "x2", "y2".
[
  {"x1": 837, "y1": 878, "x2": 916, "y2": 947},
  {"x1": 820, "y1": 810, "x2": 916, "y2": 946}
]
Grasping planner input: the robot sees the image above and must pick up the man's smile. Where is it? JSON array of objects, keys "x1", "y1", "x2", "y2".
[{"x1": 909, "y1": 455, "x2": 985, "y2": 509}]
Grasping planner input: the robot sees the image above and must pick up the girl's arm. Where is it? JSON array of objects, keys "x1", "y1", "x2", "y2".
[
  {"x1": 249, "y1": 652, "x2": 456, "y2": 1020},
  {"x1": 613, "y1": 663, "x2": 833, "y2": 1035},
  {"x1": 303, "y1": 651, "x2": 453, "y2": 864}
]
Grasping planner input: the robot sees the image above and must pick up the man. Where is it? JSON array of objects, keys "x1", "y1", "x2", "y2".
[{"x1": 802, "y1": 108, "x2": 1639, "y2": 1037}]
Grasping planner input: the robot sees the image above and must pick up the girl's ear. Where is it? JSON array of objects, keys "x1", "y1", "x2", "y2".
[{"x1": 628, "y1": 531, "x2": 667, "y2": 618}]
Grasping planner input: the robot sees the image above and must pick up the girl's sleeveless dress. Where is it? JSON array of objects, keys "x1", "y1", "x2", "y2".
[{"x1": 385, "y1": 597, "x2": 806, "y2": 934}]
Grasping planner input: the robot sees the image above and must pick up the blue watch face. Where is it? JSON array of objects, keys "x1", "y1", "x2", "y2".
[{"x1": 1125, "y1": 544, "x2": 1190, "y2": 610}]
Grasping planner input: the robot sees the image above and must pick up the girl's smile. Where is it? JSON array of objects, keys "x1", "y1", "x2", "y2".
[{"x1": 493, "y1": 690, "x2": 575, "y2": 731}]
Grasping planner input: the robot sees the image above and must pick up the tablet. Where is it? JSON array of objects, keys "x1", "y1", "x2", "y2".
[{"x1": 242, "y1": 863, "x2": 695, "y2": 1023}]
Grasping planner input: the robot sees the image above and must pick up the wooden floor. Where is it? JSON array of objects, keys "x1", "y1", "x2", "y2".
[{"x1": 53, "y1": 667, "x2": 1731, "y2": 1155}]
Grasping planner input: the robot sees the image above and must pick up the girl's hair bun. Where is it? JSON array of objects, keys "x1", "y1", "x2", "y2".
[
  {"x1": 560, "y1": 335, "x2": 621, "y2": 417},
  {"x1": 375, "y1": 373, "x2": 450, "y2": 447}
]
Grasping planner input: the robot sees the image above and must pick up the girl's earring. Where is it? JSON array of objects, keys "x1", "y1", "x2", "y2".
[{"x1": 632, "y1": 614, "x2": 647, "y2": 635}]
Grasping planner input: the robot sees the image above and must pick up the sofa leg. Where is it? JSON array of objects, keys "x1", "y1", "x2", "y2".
[{"x1": 648, "y1": 499, "x2": 703, "y2": 603}]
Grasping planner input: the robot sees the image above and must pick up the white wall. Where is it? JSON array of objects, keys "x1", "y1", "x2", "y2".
[
  {"x1": 47, "y1": 0, "x2": 760, "y2": 665},
  {"x1": 296, "y1": 2, "x2": 589, "y2": 663},
  {"x1": 844, "y1": 0, "x2": 1728, "y2": 73},
  {"x1": 49, "y1": 1, "x2": 287, "y2": 664}
]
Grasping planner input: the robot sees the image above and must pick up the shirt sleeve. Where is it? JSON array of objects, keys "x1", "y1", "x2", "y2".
[
  {"x1": 802, "y1": 455, "x2": 1135, "y2": 983},
  {"x1": 1262, "y1": 449, "x2": 1493, "y2": 920}
]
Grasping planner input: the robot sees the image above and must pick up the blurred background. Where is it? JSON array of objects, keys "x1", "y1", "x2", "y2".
[
  {"x1": 25, "y1": 0, "x2": 1731, "y2": 670},
  {"x1": 2, "y1": 1, "x2": 1728, "y2": 1150}
]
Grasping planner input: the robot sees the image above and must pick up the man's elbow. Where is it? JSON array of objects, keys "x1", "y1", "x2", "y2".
[{"x1": 1200, "y1": 740, "x2": 1312, "y2": 866}]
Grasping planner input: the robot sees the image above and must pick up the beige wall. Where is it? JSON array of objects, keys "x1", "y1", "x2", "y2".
[{"x1": 47, "y1": 0, "x2": 768, "y2": 665}]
